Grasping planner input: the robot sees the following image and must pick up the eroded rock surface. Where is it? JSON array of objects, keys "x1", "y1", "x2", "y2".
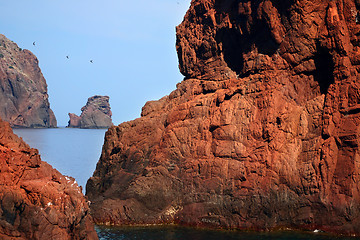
[
  {"x1": 68, "y1": 95, "x2": 113, "y2": 129},
  {"x1": 0, "y1": 34, "x2": 57, "y2": 128},
  {"x1": 87, "y1": 0, "x2": 360, "y2": 235},
  {"x1": 0, "y1": 117, "x2": 98, "y2": 239}
]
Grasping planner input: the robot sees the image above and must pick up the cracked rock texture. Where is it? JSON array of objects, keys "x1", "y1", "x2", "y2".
[
  {"x1": 68, "y1": 95, "x2": 113, "y2": 129},
  {"x1": 0, "y1": 34, "x2": 57, "y2": 128},
  {"x1": 0, "y1": 117, "x2": 98, "y2": 239},
  {"x1": 87, "y1": 0, "x2": 360, "y2": 235}
]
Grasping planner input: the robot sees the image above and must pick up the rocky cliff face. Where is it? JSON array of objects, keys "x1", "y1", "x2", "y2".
[
  {"x1": 0, "y1": 34, "x2": 57, "y2": 128},
  {"x1": 87, "y1": 0, "x2": 360, "y2": 235},
  {"x1": 0, "y1": 117, "x2": 98, "y2": 239},
  {"x1": 68, "y1": 95, "x2": 113, "y2": 129}
]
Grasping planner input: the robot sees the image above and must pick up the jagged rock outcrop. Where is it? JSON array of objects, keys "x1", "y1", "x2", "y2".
[
  {"x1": 87, "y1": 0, "x2": 360, "y2": 236},
  {"x1": 0, "y1": 117, "x2": 98, "y2": 239},
  {"x1": 0, "y1": 34, "x2": 57, "y2": 128},
  {"x1": 68, "y1": 95, "x2": 113, "y2": 129}
]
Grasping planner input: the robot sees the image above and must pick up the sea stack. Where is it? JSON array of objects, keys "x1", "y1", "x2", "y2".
[
  {"x1": 0, "y1": 117, "x2": 98, "y2": 239},
  {"x1": 87, "y1": 0, "x2": 360, "y2": 236},
  {"x1": 67, "y1": 95, "x2": 113, "y2": 129},
  {"x1": 0, "y1": 34, "x2": 57, "y2": 128}
]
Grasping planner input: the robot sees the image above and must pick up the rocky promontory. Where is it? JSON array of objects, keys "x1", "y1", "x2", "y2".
[
  {"x1": 87, "y1": 0, "x2": 360, "y2": 236},
  {"x1": 68, "y1": 95, "x2": 113, "y2": 129},
  {"x1": 0, "y1": 117, "x2": 97, "y2": 239},
  {"x1": 0, "y1": 34, "x2": 57, "y2": 128}
]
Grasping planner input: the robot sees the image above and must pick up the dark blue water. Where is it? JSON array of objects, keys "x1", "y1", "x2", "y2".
[
  {"x1": 95, "y1": 225, "x2": 359, "y2": 240},
  {"x1": 12, "y1": 128, "x2": 360, "y2": 240}
]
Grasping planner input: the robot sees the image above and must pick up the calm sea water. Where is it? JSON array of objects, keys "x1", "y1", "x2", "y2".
[
  {"x1": 13, "y1": 127, "x2": 106, "y2": 192},
  {"x1": 12, "y1": 128, "x2": 360, "y2": 240},
  {"x1": 95, "y1": 225, "x2": 359, "y2": 240}
]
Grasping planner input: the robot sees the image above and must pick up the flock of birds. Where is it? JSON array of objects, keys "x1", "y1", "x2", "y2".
[
  {"x1": 32, "y1": 41, "x2": 93, "y2": 63},
  {"x1": 30, "y1": 1, "x2": 186, "y2": 65}
]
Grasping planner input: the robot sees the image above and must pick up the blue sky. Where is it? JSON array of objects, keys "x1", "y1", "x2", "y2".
[{"x1": 0, "y1": 0, "x2": 190, "y2": 126}]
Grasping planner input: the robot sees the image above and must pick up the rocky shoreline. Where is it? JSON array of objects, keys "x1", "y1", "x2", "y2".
[
  {"x1": 0, "y1": 117, "x2": 98, "y2": 239},
  {"x1": 3, "y1": 0, "x2": 360, "y2": 237}
]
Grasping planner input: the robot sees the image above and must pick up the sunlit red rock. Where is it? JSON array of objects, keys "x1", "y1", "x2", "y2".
[
  {"x1": 0, "y1": 117, "x2": 97, "y2": 239},
  {"x1": 87, "y1": 0, "x2": 360, "y2": 236}
]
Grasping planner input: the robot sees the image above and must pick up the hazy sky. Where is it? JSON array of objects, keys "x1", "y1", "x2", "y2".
[{"x1": 0, "y1": 0, "x2": 191, "y2": 126}]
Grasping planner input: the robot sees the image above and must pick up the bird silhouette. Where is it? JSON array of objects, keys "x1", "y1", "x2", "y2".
[
  {"x1": 66, "y1": 56, "x2": 69, "y2": 59},
  {"x1": 33, "y1": 42, "x2": 36, "y2": 46},
  {"x1": 90, "y1": 60, "x2": 93, "y2": 63}
]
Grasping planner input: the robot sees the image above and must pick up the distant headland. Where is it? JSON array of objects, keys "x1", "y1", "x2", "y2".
[{"x1": 0, "y1": 34, "x2": 56, "y2": 128}]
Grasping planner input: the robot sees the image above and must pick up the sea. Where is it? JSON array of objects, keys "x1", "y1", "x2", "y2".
[
  {"x1": 13, "y1": 127, "x2": 106, "y2": 192},
  {"x1": 13, "y1": 128, "x2": 360, "y2": 240}
]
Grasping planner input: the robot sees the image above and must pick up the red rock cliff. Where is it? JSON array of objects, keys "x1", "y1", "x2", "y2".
[
  {"x1": 0, "y1": 34, "x2": 57, "y2": 128},
  {"x1": 0, "y1": 117, "x2": 98, "y2": 239},
  {"x1": 87, "y1": 0, "x2": 360, "y2": 235}
]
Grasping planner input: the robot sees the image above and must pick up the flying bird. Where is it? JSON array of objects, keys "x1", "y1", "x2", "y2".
[
  {"x1": 66, "y1": 55, "x2": 69, "y2": 59},
  {"x1": 90, "y1": 60, "x2": 93, "y2": 63},
  {"x1": 33, "y1": 41, "x2": 36, "y2": 46}
]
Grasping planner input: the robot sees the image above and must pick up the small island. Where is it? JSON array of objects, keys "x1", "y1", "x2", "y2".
[{"x1": 67, "y1": 95, "x2": 113, "y2": 129}]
